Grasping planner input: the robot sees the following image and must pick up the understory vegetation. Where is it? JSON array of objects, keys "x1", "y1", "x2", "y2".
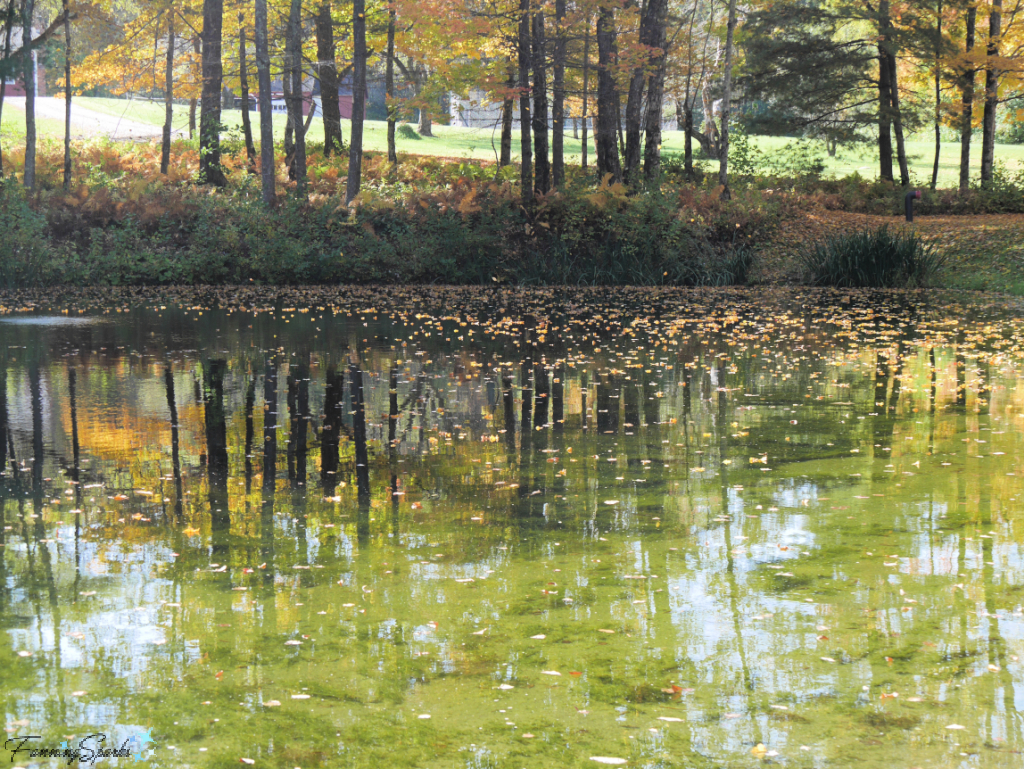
[
  {"x1": 0, "y1": 141, "x2": 781, "y2": 288},
  {"x1": 800, "y1": 226, "x2": 945, "y2": 288},
  {"x1": 2, "y1": 137, "x2": 1024, "y2": 291}
]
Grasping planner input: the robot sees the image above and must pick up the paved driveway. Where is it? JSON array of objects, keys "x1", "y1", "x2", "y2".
[{"x1": 4, "y1": 96, "x2": 182, "y2": 140}]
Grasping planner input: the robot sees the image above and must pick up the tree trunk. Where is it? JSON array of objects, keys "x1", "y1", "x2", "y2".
[
  {"x1": 385, "y1": 2, "x2": 396, "y2": 165},
  {"x1": 161, "y1": 9, "x2": 175, "y2": 175},
  {"x1": 887, "y1": 50, "x2": 910, "y2": 186},
  {"x1": 531, "y1": 9, "x2": 549, "y2": 194},
  {"x1": 189, "y1": 35, "x2": 199, "y2": 139},
  {"x1": 877, "y1": 1, "x2": 894, "y2": 183},
  {"x1": 62, "y1": 0, "x2": 71, "y2": 190},
  {"x1": 20, "y1": 0, "x2": 35, "y2": 190},
  {"x1": 316, "y1": 2, "x2": 343, "y2": 156},
  {"x1": 959, "y1": 3, "x2": 976, "y2": 193},
  {"x1": 595, "y1": 4, "x2": 621, "y2": 182},
  {"x1": 517, "y1": 0, "x2": 532, "y2": 203},
  {"x1": 0, "y1": 0, "x2": 15, "y2": 175},
  {"x1": 624, "y1": 0, "x2": 656, "y2": 186},
  {"x1": 552, "y1": 0, "x2": 565, "y2": 186},
  {"x1": 931, "y1": 0, "x2": 942, "y2": 190},
  {"x1": 345, "y1": 0, "x2": 365, "y2": 203},
  {"x1": 684, "y1": 103, "x2": 694, "y2": 179},
  {"x1": 580, "y1": 19, "x2": 590, "y2": 171},
  {"x1": 282, "y1": 57, "x2": 294, "y2": 173},
  {"x1": 416, "y1": 65, "x2": 433, "y2": 136},
  {"x1": 980, "y1": 0, "x2": 1001, "y2": 186},
  {"x1": 500, "y1": 60, "x2": 513, "y2": 167},
  {"x1": 254, "y1": 0, "x2": 274, "y2": 203},
  {"x1": 286, "y1": 0, "x2": 306, "y2": 193},
  {"x1": 238, "y1": 14, "x2": 256, "y2": 171},
  {"x1": 717, "y1": 0, "x2": 737, "y2": 200},
  {"x1": 642, "y1": 0, "x2": 667, "y2": 183},
  {"x1": 198, "y1": 0, "x2": 226, "y2": 185}
]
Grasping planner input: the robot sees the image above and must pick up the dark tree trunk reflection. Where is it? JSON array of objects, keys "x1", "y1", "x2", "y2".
[
  {"x1": 322, "y1": 367, "x2": 344, "y2": 494},
  {"x1": 262, "y1": 362, "x2": 278, "y2": 583},
  {"x1": 165, "y1": 367, "x2": 184, "y2": 520},
  {"x1": 350, "y1": 362, "x2": 371, "y2": 542},
  {"x1": 204, "y1": 361, "x2": 230, "y2": 555}
]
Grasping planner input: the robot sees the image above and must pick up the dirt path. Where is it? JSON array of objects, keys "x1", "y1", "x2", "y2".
[{"x1": 4, "y1": 96, "x2": 182, "y2": 140}]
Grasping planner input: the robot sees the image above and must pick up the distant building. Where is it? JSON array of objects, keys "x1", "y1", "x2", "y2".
[
  {"x1": 2, "y1": 24, "x2": 47, "y2": 97},
  {"x1": 247, "y1": 73, "x2": 366, "y2": 119},
  {"x1": 449, "y1": 89, "x2": 513, "y2": 129}
]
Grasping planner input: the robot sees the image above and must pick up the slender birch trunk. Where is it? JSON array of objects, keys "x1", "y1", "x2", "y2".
[
  {"x1": 345, "y1": 0, "x2": 365, "y2": 203},
  {"x1": 254, "y1": 0, "x2": 274, "y2": 204}
]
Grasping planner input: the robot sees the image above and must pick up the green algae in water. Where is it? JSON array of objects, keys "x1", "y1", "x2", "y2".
[{"x1": 0, "y1": 287, "x2": 1023, "y2": 768}]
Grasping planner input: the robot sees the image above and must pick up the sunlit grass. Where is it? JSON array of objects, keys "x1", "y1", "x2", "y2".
[{"x1": 10, "y1": 97, "x2": 1024, "y2": 186}]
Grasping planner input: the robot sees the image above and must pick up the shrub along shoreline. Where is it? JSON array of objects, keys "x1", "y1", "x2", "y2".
[
  {"x1": 0, "y1": 174, "x2": 778, "y2": 288},
  {"x1": 1, "y1": 140, "x2": 1022, "y2": 291}
]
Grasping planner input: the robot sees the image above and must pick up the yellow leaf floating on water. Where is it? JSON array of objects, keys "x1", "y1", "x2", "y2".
[{"x1": 751, "y1": 743, "x2": 767, "y2": 758}]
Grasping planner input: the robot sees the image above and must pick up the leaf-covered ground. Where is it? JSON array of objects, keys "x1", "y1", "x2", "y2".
[{"x1": 758, "y1": 207, "x2": 1024, "y2": 295}]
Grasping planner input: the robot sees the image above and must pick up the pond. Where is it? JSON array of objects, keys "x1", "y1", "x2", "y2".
[{"x1": 1, "y1": 286, "x2": 1023, "y2": 769}]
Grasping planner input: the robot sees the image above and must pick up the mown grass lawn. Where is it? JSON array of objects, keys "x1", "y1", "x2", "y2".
[{"x1": 12, "y1": 97, "x2": 1022, "y2": 186}]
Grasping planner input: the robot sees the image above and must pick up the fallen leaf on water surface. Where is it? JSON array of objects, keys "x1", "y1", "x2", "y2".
[
  {"x1": 570, "y1": 671, "x2": 582, "y2": 676},
  {"x1": 240, "y1": 759, "x2": 255, "y2": 765},
  {"x1": 542, "y1": 670, "x2": 561, "y2": 676},
  {"x1": 751, "y1": 744, "x2": 767, "y2": 758},
  {"x1": 284, "y1": 640, "x2": 302, "y2": 646},
  {"x1": 531, "y1": 634, "x2": 546, "y2": 639},
  {"x1": 417, "y1": 714, "x2": 431, "y2": 719},
  {"x1": 522, "y1": 733, "x2": 534, "y2": 739},
  {"x1": 657, "y1": 716, "x2": 684, "y2": 722},
  {"x1": 263, "y1": 700, "x2": 281, "y2": 707},
  {"x1": 291, "y1": 694, "x2": 310, "y2": 700},
  {"x1": 472, "y1": 628, "x2": 488, "y2": 635},
  {"x1": 589, "y1": 758, "x2": 627, "y2": 765},
  {"x1": 946, "y1": 724, "x2": 965, "y2": 730},
  {"x1": 598, "y1": 629, "x2": 615, "y2": 634},
  {"x1": 821, "y1": 657, "x2": 837, "y2": 663},
  {"x1": 906, "y1": 697, "x2": 923, "y2": 702},
  {"x1": 498, "y1": 684, "x2": 514, "y2": 690},
  {"x1": 71, "y1": 691, "x2": 87, "y2": 696}
]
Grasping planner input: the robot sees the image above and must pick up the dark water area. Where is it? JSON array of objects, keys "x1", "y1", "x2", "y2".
[{"x1": 1, "y1": 286, "x2": 1023, "y2": 768}]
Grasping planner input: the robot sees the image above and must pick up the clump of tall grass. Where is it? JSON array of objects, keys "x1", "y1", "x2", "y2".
[{"x1": 801, "y1": 225, "x2": 945, "y2": 288}]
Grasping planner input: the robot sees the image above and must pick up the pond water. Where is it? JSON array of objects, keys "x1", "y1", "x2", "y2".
[{"x1": 1, "y1": 287, "x2": 1023, "y2": 769}]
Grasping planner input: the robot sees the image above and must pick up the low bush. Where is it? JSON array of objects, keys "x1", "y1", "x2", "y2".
[
  {"x1": 0, "y1": 175, "x2": 777, "y2": 287},
  {"x1": 397, "y1": 124, "x2": 421, "y2": 140},
  {"x1": 800, "y1": 225, "x2": 945, "y2": 288},
  {"x1": 806, "y1": 164, "x2": 1024, "y2": 215}
]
